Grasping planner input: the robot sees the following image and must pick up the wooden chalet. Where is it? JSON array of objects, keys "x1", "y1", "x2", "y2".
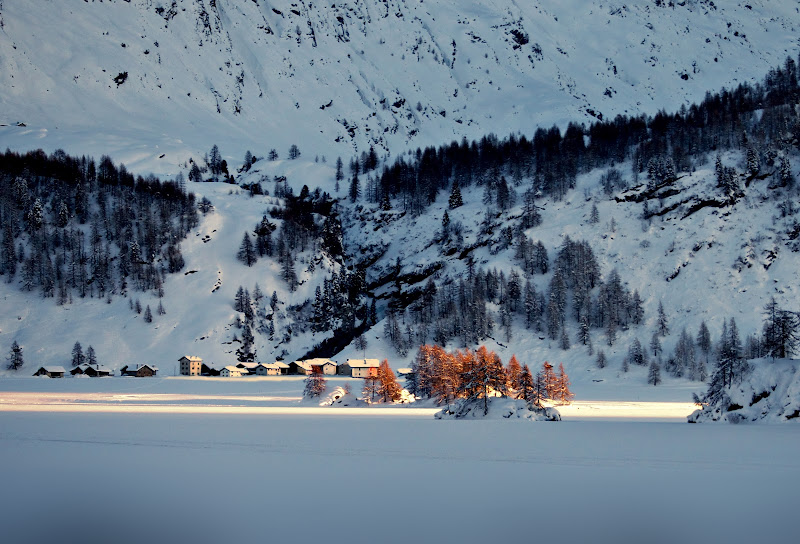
[
  {"x1": 255, "y1": 363, "x2": 281, "y2": 376},
  {"x1": 291, "y1": 360, "x2": 314, "y2": 375},
  {"x1": 120, "y1": 364, "x2": 158, "y2": 377},
  {"x1": 235, "y1": 362, "x2": 259, "y2": 376},
  {"x1": 303, "y1": 358, "x2": 338, "y2": 375},
  {"x1": 71, "y1": 363, "x2": 112, "y2": 377},
  {"x1": 33, "y1": 366, "x2": 65, "y2": 378}
]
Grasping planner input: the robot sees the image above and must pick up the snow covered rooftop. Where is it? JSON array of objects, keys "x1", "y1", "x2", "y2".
[
  {"x1": 346, "y1": 359, "x2": 380, "y2": 368},
  {"x1": 304, "y1": 358, "x2": 337, "y2": 366}
]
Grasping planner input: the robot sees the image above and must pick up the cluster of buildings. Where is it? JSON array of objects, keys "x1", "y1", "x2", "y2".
[
  {"x1": 33, "y1": 363, "x2": 159, "y2": 378},
  {"x1": 32, "y1": 356, "x2": 406, "y2": 380},
  {"x1": 180, "y1": 356, "x2": 387, "y2": 379}
]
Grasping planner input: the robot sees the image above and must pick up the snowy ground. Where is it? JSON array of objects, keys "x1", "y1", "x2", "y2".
[
  {"x1": 1, "y1": 379, "x2": 797, "y2": 544},
  {"x1": 0, "y1": 376, "x2": 696, "y2": 419},
  {"x1": 2, "y1": 411, "x2": 797, "y2": 544}
]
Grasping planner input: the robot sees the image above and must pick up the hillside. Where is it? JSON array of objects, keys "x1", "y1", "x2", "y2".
[
  {"x1": 0, "y1": 0, "x2": 798, "y2": 175},
  {"x1": 1, "y1": 2, "x2": 800, "y2": 404},
  {"x1": 2, "y1": 73, "x2": 799, "y2": 406}
]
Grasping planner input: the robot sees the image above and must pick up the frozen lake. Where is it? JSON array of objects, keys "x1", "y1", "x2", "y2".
[{"x1": 1, "y1": 378, "x2": 797, "y2": 544}]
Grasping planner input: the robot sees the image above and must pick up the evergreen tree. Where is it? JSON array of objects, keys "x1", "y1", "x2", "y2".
[
  {"x1": 349, "y1": 173, "x2": 361, "y2": 203},
  {"x1": 532, "y1": 371, "x2": 546, "y2": 407},
  {"x1": 86, "y1": 345, "x2": 97, "y2": 367},
  {"x1": 144, "y1": 305, "x2": 153, "y2": 323},
  {"x1": 288, "y1": 144, "x2": 301, "y2": 160},
  {"x1": 335, "y1": 157, "x2": 344, "y2": 191},
  {"x1": 237, "y1": 232, "x2": 257, "y2": 267},
  {"x1": 441, "y1": 210, "x2": 450, "y2": 238},
  {"x1": 650, "y1": 331, "x2": 662, "y2": 358},
  {"x1": 448, "y1": 180, "x2": 463, "y2": 209},
  {"x1": 647, "y1": 360, "x2": 662, "y2": 386},
  {"x1": 518, "y1": 364, "x2": 534, "y2": 402},
  {"x1": 708, "y1": 318, "x2": 748, "y2": 403},
  {"x1": 628, "y1": 338, "x2": 646, "y2": 366},
  {"x1": 7, "y1": 340, "x2": 24, "y2": 371},
  {"x1": 242, "y1": 150, "x2": 254, "y2": 172},
  {"x1": 745, "y1": 146, "x2": 760, "y2": 177},
  {"x1": 672, "y1": 328, "x2": 696, "y2": 379},
  {"x1": 234, "y1": 286, "x2": 247, "y2": 313},
  {"x1": 697, "y1": 320, "x2": 712, "y2": 361},
  {"x1": 762, "y1": 297, "x2": 800, "y2": 359},
  {"x1": 657, "y1": 301, "x2": 669, "y2": 336},
  {"x1": 71, "y1": 341, "x2": 85, "y2": 367},
  {"x1": 589, "y1": 203, "x2": 600, "y2": 224},
  {"x1": 268, "y1": 149, "x2": 279, "y2": 161},
  {"x1": 596, "y1": 349, "x2": 607, "y2": 369},
  {"x1": 559, "y1": 326, "x2": 571, "y2": 350}
]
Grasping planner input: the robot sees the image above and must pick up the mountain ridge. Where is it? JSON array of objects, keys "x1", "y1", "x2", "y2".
[{"x1": 0, "y1": 0, "x2": 797, "y2": 175}]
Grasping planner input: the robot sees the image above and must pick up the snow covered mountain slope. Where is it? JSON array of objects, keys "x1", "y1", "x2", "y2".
[
  {"x1": 0, "y1": 0, "x2": 798, "y2": 175},
  {"x1": 2, "y1": 138, "x2": 798, "y2": 406}
]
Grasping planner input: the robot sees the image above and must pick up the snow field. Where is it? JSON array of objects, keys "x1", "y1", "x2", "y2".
[{"x1": 2, "y1": 409, "x2": 798, "y2": 544}]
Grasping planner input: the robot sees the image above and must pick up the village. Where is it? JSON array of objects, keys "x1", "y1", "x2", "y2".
[{"x1": 31, "y1": 356, "x2": 408, "y2": 380}]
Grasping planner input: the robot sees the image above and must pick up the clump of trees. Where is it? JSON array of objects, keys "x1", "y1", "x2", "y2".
[
  {"x1": 386, "y1": 236, "x2": 643, "y2": 357},
  {"x1": 408, "y1": 344, "x2": 573, "y2": 415},
  {"x1": 0, "y1": 149, "x2": 197, "y2": 302},
  {"x1": 362, "y1": 359, "x2": 402, "y2": 404}
]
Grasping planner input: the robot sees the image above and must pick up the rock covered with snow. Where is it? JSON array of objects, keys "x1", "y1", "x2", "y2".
[
  {"x1": 435, "y1": 397, "x2": 561, "y2": 421},
  {"x1": 688, "y1": 359, "x2": 800, "y2": 424},
  {"x1": 319, "y1": 386, "x2": 366, "y2": 407}
]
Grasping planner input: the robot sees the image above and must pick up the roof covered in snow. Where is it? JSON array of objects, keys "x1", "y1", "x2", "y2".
[{"x1": 346, "y1": 359, "x2": 380, "y2": 368}]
